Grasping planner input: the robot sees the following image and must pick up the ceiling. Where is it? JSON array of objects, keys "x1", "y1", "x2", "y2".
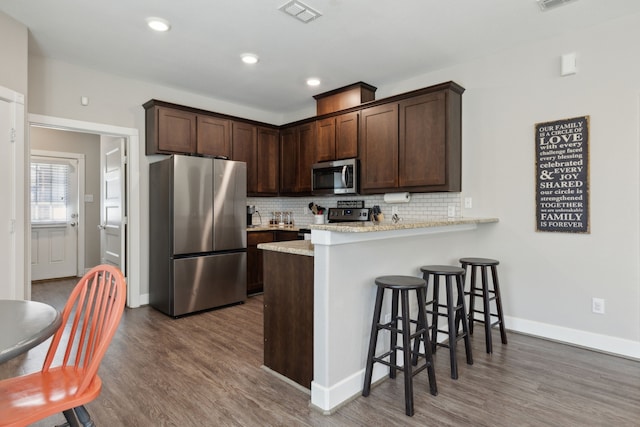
[{"x1": 1, "y1": 0, "x2": 639, "y2": 115}]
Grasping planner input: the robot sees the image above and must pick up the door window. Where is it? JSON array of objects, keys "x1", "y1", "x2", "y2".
[{"x1": 30, "y1": 161, "x2": 70, "y2": 225}]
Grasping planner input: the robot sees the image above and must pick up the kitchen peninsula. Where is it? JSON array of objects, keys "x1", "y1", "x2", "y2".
[{"x1": 259, "y1": 217, "x2": 498, "y2": 413}]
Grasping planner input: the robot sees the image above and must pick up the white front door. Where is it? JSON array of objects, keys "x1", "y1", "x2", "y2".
[
  {"x1": 30, "y1": 155, "x2": 79, "y2": 280},
  {"x1": 100, "y1": 136, "x2": 126, "y2": 274}
]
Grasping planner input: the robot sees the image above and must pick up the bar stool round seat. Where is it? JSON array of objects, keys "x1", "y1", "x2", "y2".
[
  {"x1": 418, "y1": 265, "x2": 473, "y2": 379},
  {"x1": 363, "y1": 275, "x2": 437, "y2": 417},
  {"x1": 459, "y1": 257, "x2": 507, "y2": 354}
]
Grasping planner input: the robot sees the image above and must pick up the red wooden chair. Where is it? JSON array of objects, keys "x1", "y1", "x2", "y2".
[{"x1": 0, "y1": 265, "x2": 126, "y2": 427}]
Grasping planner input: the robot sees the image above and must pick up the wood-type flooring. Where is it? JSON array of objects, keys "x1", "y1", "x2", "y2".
[{"x1": 1, "y1": 278, "x2": 638, "y2": 426}]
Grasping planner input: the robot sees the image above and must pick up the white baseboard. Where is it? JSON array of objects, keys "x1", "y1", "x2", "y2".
[
  {"x1": 505, "y1": 315, "x2": 640, "y2": 360},
  {"x1": 139, "y1": 293, "x2": 149, "y2": 306},
  {"x1": 311, "y1": 363, "x2": 387, "y2": 413}
]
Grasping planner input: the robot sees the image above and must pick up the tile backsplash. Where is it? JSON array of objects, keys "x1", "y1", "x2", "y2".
[{"x1": 247, "y1": 193, "x2": 461, "y2": 228}]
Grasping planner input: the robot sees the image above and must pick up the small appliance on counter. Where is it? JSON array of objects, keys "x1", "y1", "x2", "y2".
[{"x1": 247, "y1": 205, "x2": 256, "y2": 227}]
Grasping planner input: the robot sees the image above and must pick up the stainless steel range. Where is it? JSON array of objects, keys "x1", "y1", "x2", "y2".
[{"x1": 327, "y1": 207, "x2": 372, "y2": 223}]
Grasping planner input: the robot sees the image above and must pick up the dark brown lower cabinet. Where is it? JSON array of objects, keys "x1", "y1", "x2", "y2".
[
  {"x1": 247, "y1": 230, "x2": 299, "y2": 295},
  {"x1": 247, "y1": 232, "x2": 274, "y2": 295},
  {"x1": 263, "y1": 250, "x2": 313, "y2": 389}
]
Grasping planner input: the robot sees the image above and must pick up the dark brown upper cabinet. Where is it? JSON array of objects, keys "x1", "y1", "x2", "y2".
[
  {"x1": 197, "y1": 115, "x2": 231, "y2": 158},
  {"x1": 316, "y1": 111, "x2": 359, "y2": 162},
  {"x1": 256, "y1": 127, "x2": 280, "y2": 196},
  {"x1": 145, "y1": 105, "x2": 197, "y2": 155},
  {"x1": 359, "y1": 83, "x2": 463, "y2": 194},
  {"x1": 280, "y1": 122, "x2": 315, "y2": 195},
  {"x1": 231, "y1": 121, "x2": 258, "y2": 193},
  {"x1": 359, "y1": 103, "x2": 399, "y2": 191},
  {"x1": 144, "y1": 81, "x2": 463, "y2": 196}
]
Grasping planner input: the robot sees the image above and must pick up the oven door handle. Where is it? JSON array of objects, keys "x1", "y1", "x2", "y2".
[{"x1": 341, "y1": 165, "x2": 349, "y2": 188}]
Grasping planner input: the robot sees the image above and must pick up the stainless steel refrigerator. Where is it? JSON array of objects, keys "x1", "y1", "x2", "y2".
[{"x1": 149, "y1": 155, "x2": 247, "y2": 317}]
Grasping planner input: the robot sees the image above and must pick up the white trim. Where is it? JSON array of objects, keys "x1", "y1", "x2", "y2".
[
  {"x1": 27, "y1": 114, "x2": 141, "y2": 308},
  {"x1": 0, "y1": 86, "x2": 25, "y2": 300},
  {"x1": 506, "y1": 316, "x2": 640, "y2": 360},
  {"x1": 31, "y1": 150, "x2": 86, "y2": 276}
]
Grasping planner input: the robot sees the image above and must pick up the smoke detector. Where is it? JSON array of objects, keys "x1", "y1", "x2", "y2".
[
  {"x1": 537, "y1": 0, "x2": 579, "y2": 11},
  {"x1": 279, "y1": 1, "x2": 322, "y2": 23}
]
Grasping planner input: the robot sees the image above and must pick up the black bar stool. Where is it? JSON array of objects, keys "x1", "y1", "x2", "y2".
[
  {"x1": 417, "y1": 265, "x2": 473, "y2": 379},
  {"x1": 459, "y1": 257, "x2": 507, "y2": 353},
  {"x1": 362, "y1": 275, "x2": 438, "y2": 417}
]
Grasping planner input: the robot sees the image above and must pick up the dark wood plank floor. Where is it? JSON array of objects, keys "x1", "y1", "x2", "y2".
[{"x1": 2, "y1": 278, "x2": 639, "y2": 426}]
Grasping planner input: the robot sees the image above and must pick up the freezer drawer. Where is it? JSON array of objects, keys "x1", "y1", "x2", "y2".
[{"x1": 172, "y1": 252, "x2": 247, "y2": 316}]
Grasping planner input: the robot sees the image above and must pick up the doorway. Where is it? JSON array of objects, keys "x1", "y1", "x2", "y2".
[{"x1": 27, "y1": 114, "x2": 141, "y2": 308}]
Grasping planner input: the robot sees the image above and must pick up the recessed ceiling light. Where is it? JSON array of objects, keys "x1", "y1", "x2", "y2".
[
  {"x1": 241, "y1": 53, "x2": 259, "y2": 65},
  {"x1": 146, "y1": 17, "x2": 171, "y2": 32},
  {"x1": 306, "y1": 78, "x2": 321, "y2": 87}
]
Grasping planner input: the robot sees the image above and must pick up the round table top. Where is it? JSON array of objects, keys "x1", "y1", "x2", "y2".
[{"x1": 0, "y1": 299, "x2": 62, "y2": 364}]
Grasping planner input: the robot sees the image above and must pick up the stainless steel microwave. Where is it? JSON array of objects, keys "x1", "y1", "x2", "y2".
[{"x1": 312, "y1": 159, "x2": 359, "y2": 195}]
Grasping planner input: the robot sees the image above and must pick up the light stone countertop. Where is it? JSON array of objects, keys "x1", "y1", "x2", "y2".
[
  {"x1": 257, "y1": 240, "x2": 314, "y2": 257},
  {"x1": 309, "y1": 217, "x2": 498, "y2": 232}
]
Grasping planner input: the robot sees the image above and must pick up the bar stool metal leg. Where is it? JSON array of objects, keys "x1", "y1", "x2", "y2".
[
  {"x1": 481, "y1": 264, "x2": 493, "y2": 354},
  {"x1": 491, "y1": 264, "x2": 508, "y2": 345},
  {"x1": 363, "y1": 286, "x2": 384, "y2": 397},
  {"x1": 456, "y1": 272, "x2": 473, "y2": 365},
  {"x1": 400, "y1": 288, "x2": 414, "y2": 416}
]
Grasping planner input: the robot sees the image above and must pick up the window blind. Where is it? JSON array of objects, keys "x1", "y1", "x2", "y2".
[{"x1": 31, "y1": 162, "x2": 70, "y2": 223}]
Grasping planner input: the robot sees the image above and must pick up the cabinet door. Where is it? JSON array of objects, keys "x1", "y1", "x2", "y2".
[
  {"x1": 156, "y1": 107, "x2": 197, "y2": 154},
  {"x1": 231, "y1": 121, "x2": 258, "y2": 193},
  {"x1": 297, "y1": 123, "x2": 316, "y2": 193},
  {"x1": 360, "y1": 103, "x2": 399, "y2": 192},
  {"x1": 256, "y1": 127, "x2": 279, "y2": 195},
  {"x1": 279, "y1": 127, "x2": 297, "y2": 194},
  {"x1": 399, "y1": 92, "x2": 446, "y2": 188},
  {"x1": 247, "y1": 231, "x2": 274, "y2": 295},
  {"x1": 197, "y1": 115, "x2": 231, "y2": 157},
  {"x1": 335, "y1": 111, "x2": 359, "y2": 159},
  {"x1": 315, "y1": 117, "x2": 336, "y2": 162}
]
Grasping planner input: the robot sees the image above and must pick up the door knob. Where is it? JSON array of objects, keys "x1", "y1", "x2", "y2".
[
  {"x1": 98, "y1": 224, "x2": 106, "y2": 230},
  {"x1": 70, "y1": 222, "x2": 77, "y2": 227}
]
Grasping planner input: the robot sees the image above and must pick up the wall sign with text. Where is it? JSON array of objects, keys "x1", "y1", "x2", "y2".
[{"x1": 535, "y1": 116, "x2": 590, "y2": 233}]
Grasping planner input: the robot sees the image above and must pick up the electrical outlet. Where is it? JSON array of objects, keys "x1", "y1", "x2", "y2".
[
  {"x1": 391, "y1": 206, "x2": 398, "y2": 216},
  {"x1": 447, "y1": 205, "x2": 456, "y2": 217},
  {"x1": 464, "y1": 197, "x2": 473, "y2": 208},
  {"x1": 303, "y1": 206, "x2": 310, "y2": 215},
  {"x1": 592, "y1": 297, "x2": 605, "y2": 314}
]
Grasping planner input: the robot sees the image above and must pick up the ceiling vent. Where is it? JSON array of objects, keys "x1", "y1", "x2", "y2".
[
  {"x1": 537, "y1": 0, "x2": 579, "y2": 11},
  {"x1": 279, "y1": 1, "x2": 322, "y2": 23}
]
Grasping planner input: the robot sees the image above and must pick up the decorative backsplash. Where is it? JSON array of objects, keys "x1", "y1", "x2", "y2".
[{"x1": 247, "y1": 193, "x2": 461, "y2": 228}]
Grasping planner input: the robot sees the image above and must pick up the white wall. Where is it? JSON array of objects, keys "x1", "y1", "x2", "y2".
[
  {"x1": 11, "y1": 10, "x2": 640, "y2": 354},
  {"x1": 379, "y1": 14, "x2": 640, "y2": 350},
  {"x1": 0, "y1": 11, "x2": 27, "y2": 96}
]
